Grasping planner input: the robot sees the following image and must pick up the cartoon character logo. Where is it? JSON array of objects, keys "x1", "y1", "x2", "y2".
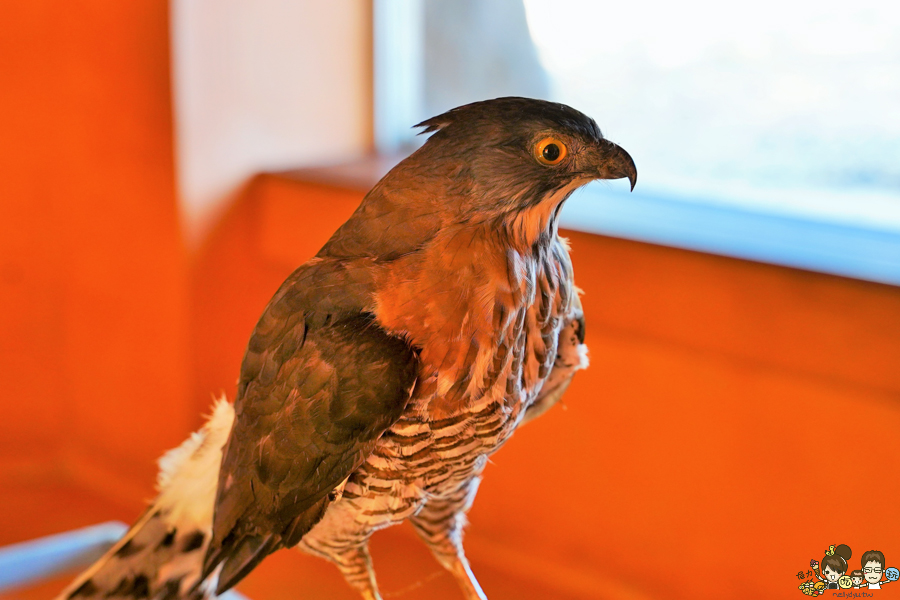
[
  {"x1": 800, "y1": 545, "x2": 895, "y2": 594},
  {"x1": 861, "y1": 550, "x2": 895, "y2": 590},
  {"x1": 814, "y1": 544, "x2": 852, "y2": 591}
]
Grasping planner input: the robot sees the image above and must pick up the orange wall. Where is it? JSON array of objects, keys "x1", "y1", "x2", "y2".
[
  {"x1": 191, "y1": 173, "x2": 900, "y2": 600},
  {"x1": 0, "y1": 1, "x2": 191, "y2": 495}
]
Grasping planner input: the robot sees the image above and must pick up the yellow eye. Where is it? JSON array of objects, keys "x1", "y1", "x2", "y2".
[{"x1": 534, "y1": 137, "x2": 567, "y2": 165}]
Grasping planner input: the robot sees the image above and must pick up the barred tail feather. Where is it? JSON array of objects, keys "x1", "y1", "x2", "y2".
[{"x1": 56, "y1": 398, "x2": 235, "y2": 600}]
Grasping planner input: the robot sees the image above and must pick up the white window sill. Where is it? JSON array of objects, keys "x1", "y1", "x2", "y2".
[{"x1": 561, "y1": 183, "x2": 900, "y2": 286}]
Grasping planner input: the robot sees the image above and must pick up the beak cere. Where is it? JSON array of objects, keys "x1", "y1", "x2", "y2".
[{"x1": 595, "y1": 140, "x2": 638, "y2": 191}]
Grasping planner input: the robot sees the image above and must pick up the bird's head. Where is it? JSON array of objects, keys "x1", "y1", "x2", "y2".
[
  {"x1": 323, "y1": 98, "x2": 637, "y2": 259},
  {"x1": 409, "y1": 97, "x2": 636, "y2": 242}
]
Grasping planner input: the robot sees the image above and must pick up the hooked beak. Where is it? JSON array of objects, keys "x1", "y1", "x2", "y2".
[{"x1": 594, "y1": 139, "x2": 637, "y2": 191}]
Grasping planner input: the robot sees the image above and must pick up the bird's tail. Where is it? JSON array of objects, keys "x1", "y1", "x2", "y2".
[{"x1": 55, "y1": 399, "x2": 235, "y2": 600}]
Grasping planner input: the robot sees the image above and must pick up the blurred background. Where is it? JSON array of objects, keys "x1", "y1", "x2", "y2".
[{"x1": 0, "y1": 1, "x2": 898, "y2": 599}]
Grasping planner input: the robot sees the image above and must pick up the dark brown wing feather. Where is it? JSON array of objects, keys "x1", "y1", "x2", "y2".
[{"x1": 202, "y1": 259, "x2": 418, "y2": 593}]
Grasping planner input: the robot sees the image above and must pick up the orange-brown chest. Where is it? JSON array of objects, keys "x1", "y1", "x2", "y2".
[{"x1": 372, "y1": 227, "x2": 572, "y2": 418}]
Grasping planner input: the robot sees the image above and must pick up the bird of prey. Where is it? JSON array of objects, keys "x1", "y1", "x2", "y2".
[{"x1": 57, "y1": 97, "x2": 636, "y2": 600}]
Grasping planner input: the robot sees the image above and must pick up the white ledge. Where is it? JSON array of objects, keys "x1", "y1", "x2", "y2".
[{"x1": 560, "y1": 184, "x2": 900, "y2": 287}]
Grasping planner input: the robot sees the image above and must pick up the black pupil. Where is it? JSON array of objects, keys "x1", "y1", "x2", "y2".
[{"x1": 542, "y1": 143, "x2": 560, "y2": 162}]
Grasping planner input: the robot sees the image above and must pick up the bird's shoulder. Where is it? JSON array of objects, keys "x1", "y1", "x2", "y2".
[
  {"x1": 232, "y1": 255, "x2": 418, "y2": 458},
  {"x1": 238, "y1": 257, "x2": 382, "y2": 393}
]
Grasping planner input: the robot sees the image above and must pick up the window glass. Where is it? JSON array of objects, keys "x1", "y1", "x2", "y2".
[{"x1": 523, "y1": 0, "x2": 900, "y2": 230}]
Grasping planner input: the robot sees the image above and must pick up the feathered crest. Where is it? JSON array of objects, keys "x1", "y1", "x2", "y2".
[{"x1": 414, "y1": 96, "x2": 605, "y2": 142}]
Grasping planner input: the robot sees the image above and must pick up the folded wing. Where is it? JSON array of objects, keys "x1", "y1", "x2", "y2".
[{"x1": 202, "y1": 260, "x2": 419, "y2": 593}]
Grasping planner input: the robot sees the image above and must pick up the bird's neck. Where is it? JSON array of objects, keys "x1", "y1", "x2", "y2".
[
  {"x1": 501, "y1": 205, "x2": 560, "y2": 253},
  {"x1": 497, "y1": 177, "x2": 587, "y2": 252}
]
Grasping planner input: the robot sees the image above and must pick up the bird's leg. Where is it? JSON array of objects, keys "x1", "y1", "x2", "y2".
[
  {"x1": 410, "y1": 479, "x2": 487, "y2": 600},
  {"x1": 331, "y1": 543, "x2": 383, "y2": 600}
]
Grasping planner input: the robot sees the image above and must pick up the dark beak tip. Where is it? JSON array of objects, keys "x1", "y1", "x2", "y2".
[
  {"x1": 600, "y1": 140, "x2": 637, "y2": 193},
  {"x1": 621, "y1": 148, "x2": 637, "y2": 192}
]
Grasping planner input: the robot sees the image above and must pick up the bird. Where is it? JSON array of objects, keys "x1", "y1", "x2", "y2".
[{"x1": 56, "y1": 97, "x2": 636, "y2": 600}]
